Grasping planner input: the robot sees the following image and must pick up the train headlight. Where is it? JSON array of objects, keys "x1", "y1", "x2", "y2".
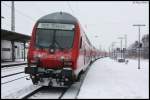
[
  {"x1": 60, "y1": 56, "x2": 72, "y2": 66},
  {"x1": 30, "y1": 54, "x2": 42, "y2": 67},
  {"x1": 34, "y1": 53, "x2": 43, "y2": 58},
  {"x1": 28, "y1": 60, "x2": 37, "y2": 67},
  {"x1": 64, "y1": 61, "x2": 73, "y2": 66},
  {"x1": 60, "y1": 56, "x2": 71, "y2": 62},
  {"x1": 60, "y1": 56, "x2": 65, "y2": 61},
  {"x1": 29, "y1": 64, "x2": 37, "y2": 67}
]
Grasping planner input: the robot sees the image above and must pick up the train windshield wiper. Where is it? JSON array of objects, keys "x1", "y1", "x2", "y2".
[
  {"x1": 49, "y1": 43, "x2": 55, "y2": 49},
  {"x1": 55, "y1": 40, "x2": 64, "y2": 51}
]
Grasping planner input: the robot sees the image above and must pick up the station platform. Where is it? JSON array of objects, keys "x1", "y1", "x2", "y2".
[{"x1": 1, "y1": 59, "x2": 27, "y2": 68}]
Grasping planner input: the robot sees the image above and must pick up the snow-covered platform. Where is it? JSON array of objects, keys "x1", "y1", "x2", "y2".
[
  {"x1": 1, "y1": 59, "x2": 27, "y2": 68},
  {"x1": 77, "y1": 57, "x2": 149, "y2": 99}
]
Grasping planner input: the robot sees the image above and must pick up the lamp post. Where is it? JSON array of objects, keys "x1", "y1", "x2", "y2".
[
  {"x1": 124, "y1": 34, "x2": 127, "y2": 59},
  {"x1": 118, "y1": 37, "x2": 124, "y2": 59},
  {"x1": 133, "y1": 24, "x2": 146, "y2": 69},
  {"x1": 94, "y1": 35, "x2": 102, "y2": 55},
  {"x1": 108, "y1": 46, "x2": 111, "y2": 58},
  {"x1": 111, "y1": 42, "x2": 117, "y2": 60}
]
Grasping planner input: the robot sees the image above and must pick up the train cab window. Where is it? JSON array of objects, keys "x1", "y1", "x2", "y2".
[
  {"x1": 36, "y1": 29, "x2": 54, "y2": 48},
  {"x1": 55, "y1": 30, "x2": 74, "y2": 49},
  {"x1": 36, "y1": 23, "x2": 75, "y2": 49},
  {"x1": 80, "y1": 37, "x2": 82, "y2": 48},
  {"x1": 35, "y1": 28, "x2": 74, "y2": 49}
]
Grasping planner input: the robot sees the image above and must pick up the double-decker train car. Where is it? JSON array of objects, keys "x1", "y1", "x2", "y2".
[{"x1": 25, "y1": 12, "x2": 99, "y2": 86}]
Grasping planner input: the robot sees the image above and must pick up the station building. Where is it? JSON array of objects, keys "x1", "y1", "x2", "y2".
[{"x1": 1, "y1": 29, "x2": 31, "y2": 62}]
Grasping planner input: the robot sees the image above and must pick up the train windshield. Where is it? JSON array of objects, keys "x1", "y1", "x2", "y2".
[{"x1": 36, "y1": 23, "x2": 75, "y2": 49}]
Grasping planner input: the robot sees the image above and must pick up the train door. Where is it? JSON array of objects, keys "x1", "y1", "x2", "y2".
[{"x1": 80, "y1": 37, "x2": 85, "y2": 65}]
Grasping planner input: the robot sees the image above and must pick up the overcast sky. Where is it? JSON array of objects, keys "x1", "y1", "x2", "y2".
[{"x1": 1, "y1": 1, "x2": 149, "y2": 51}]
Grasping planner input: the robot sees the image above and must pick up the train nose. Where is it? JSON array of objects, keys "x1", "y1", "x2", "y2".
[{"x1": 40, "y1": 54, "x2": 73, "y2": 69}]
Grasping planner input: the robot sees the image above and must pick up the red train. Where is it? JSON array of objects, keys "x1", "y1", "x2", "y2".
[{"x1": 25, "y1": 12, "x2": 102, "y2": 86}]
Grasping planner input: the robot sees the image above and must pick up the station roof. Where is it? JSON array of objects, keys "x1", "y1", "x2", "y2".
[{"x1": 1, "y1": 29, "x2": 31, "y2": 42}]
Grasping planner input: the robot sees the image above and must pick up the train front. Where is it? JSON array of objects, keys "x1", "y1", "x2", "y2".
[{"x1": 25, "y1": 12, "x2": 78, "y2": 86}]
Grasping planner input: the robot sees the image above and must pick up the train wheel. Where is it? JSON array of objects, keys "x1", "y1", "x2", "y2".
[
  {"x1": 30, "y1": 75, "x2": 38, "y2": 85},
  {"x1": 64, "y1": 80, "x2": 73, "y2": 86},
  {"x1": 77, "y1": 70, "x2": 84, "y2": 81}
]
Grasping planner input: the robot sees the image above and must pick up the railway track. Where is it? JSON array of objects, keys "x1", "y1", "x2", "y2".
[
  {"x1": 1, "y1": 71, "x2": 24, "y2": 78},
  {"x1": 2, "y1": 57, "x2": 102, "y2": 99},
  {"x1": 22, "y1": 86, "x2": 70, "y2": 99},
  {"x1": 2, "y1": 62, "x2": 27, "y2": 68},
  {"x1": 1, "y1": 75, "x2": 29, "y2": 85},
  {"x1": 20, "y1": 58, "x2": 100, "y2": 99},
  {"x1": 1, "y1": 64, "x2": 27, "y2": 84}
]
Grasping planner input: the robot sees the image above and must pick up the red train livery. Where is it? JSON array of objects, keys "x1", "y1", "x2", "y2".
[{"x1": 25, "y1": 12, "x2": 101, "y2": 86}]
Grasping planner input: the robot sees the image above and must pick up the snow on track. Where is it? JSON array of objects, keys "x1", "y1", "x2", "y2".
[
  {"x1": 1, "y1": 73, "x2": 28, "y2": 84},
  {"x1": 27, "y1": 87, "x2": 68, "y2": 99}
]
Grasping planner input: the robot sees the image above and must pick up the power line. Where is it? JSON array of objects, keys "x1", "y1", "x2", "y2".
[
  {"x1": 2, "y1": 2, "x2": 35, "y2": 22},
  {"x1": 66, "y1": 2, "x2": 88, "y2": 31},
  {"x1": 34, "y1": 4, "x2": 47, "y2": 14},
  {"x1": 66, "y1": 1, "x2": 75, "y2": 16}
]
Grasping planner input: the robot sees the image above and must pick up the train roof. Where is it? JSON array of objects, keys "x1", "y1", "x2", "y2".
[{"x1": 37, "y1": 12, "x2": 78, "y2": 24}]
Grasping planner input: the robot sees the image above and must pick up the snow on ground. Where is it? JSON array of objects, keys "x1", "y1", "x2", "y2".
[
  {"x1": 28, "y1": 87, "x2": 64, "y2": 99},
  {"x1": 77, "y1": 57, "x2": 149, "y2": 99},
  {"x1": 1, "y1": 57, "x2": 148, "y2": 99},
  {"x1": 1, "y1": 65, "x2": 26, "y2": 77},
  {"x1": 1, "y1": 75, "x2": 41, "y2": 99},
  {"x1": 1, "y1": 76, "x2": 32, "y2": 98},
  {"x1": 1, "y1": 73, "x2": 28, "y2": 84},
  {"x1": 61, "y1": 81, "x2": 81, "y2": 99}
]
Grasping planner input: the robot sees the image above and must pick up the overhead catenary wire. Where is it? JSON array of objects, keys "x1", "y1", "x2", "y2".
[
  {"x1": 66, "y1": 1, "x2": 76, "y2": 16},
  {"x1": 66, "y1": 1, "x2": 98, "y2": 49},
  {"x1": 2, "y1": 2, "x2": 35, "y2": 22},
  {"x1": 32, "y1": 2, "x2": 48, "y2": 15},
  {"x1": 66, "y1": 1, "x2": 88, "y2": 31},
  {"x1": 2, "y1": 1, "x2": 89, "y2": 35}
]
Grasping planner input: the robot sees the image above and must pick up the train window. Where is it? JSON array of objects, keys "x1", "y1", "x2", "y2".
[
  {"x1": 35, "y1": 28, "x2": 74, "y2": 49},
  {"x1": 55, "y1": 30, "x2": 74, "y2": 49},
  {"x1": 80, "y1": 37, "x2": 82, "y2": 48},
  {"x1": 36, "y1": 29, "x2": 54, "y2": 48}
]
